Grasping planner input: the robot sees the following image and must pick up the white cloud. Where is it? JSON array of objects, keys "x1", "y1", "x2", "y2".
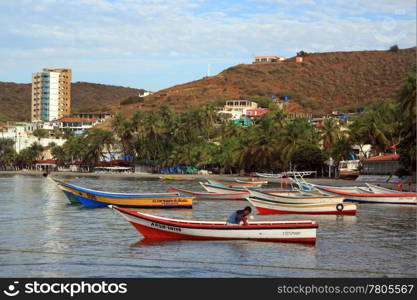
[{"x1": 0, "y1": 0, "x2": 415, "y2": 89}]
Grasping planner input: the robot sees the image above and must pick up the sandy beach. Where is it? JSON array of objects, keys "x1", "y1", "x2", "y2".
[{"x1": 1, "y1": 170, "x2": 413, "y2": 190}]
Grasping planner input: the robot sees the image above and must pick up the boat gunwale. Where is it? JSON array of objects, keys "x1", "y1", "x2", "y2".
[
  {"x1": 52, "y1": 177, "x2": 184, "y2": 198},
  {"x1": 200, "y1": 183, "x2": 251, "y2": 194},
  {"x1": 208, "y1": 179, "x2": 262, "y2": 187},
  {"x1": 247, "y1": 197, "x2": 356, "y2": 208},
  {"x1": 249, "y1": 189, "x2": 344, "y2": 200}
]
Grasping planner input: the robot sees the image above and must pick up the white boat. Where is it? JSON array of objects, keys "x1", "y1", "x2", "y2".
[
  {"x1": 256, "y1": 171, "x2": 317, "y2": 178},
  {"x1": 365, "y1": 183, "x2": 407, "y2": 194},
  {"x1": 110, "y1": 205, "x2": 319, "y2": 243},
  {"x1": 308, "y1": 183, "x2": 372, "y2": 194},
  {"x1": 166, "y1": 185, "x2": 247, "y2": 200},
  {"x1": 235, "y1": 178, "x2": 269, "y2": 184},
  {"x1": 255, "y1": 172, "x2": 283, "y2": 178},
  {"x1": 247, "y1": 197, "x2": 357, "y2": 215},
  {"x1": 207, "y1": 179, "x2": 262, "y2": 189},
  {"x1": 338, "y1": 160, "x2": 360, "y2": 178},
  {"x1": 314, "y1": 186, "x2": 416, "y2": 205},
  {"x1": 200, "y1": 182, "x2": 251, "y2": 196},
  {"x1": 248, "y1": 189, "x2": 344, "y2": 204},
  {"x1": 201, "y1": 183, "x2": 293, "y2": 195}
]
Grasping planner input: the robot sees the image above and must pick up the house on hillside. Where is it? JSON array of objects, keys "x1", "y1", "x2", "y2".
[
  {"x1": 73, "y1": 112, "x2": 113, "y2": 120},
  {"x1": 253, "y1": 56, "x2": 286, "y2": 63},
  {"x1": 55, "y1": 117, "x2": 102, "y2": 133},
  {"x1": 139, "y1": 91, "x2": 153, "y2": 97},
  {"x1": 217, "y1": 100, "x2": 258, "y2": 120}
]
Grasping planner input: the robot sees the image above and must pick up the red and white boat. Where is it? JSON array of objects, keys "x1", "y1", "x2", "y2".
[
  {"x1": 314, "y1": 186, "x2": 416, "y2": 205},
  {"x1": 166, "y1": 185, "x2": 247, "y2": 200},
  {"x1": 248, "y1": 189, "x2": 344, "y2": 204},
  {"x1": 207, "y1": 179, "x2": 262, "y2": 189},
  {"x1": 247, "y1": 197, "x2": 357, "y2": 215},
  {"x1": 110, "y1": 206, "x2": 319, "y2": 243}
]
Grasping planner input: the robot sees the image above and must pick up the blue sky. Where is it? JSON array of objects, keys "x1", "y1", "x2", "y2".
[{"x1": 0, "y1": 0, "x2": 415, "y2": 91}]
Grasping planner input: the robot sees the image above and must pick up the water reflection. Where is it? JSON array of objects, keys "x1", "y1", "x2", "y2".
[{"x1": 0, "y1": 174, "x2": 415, "y2": 277}]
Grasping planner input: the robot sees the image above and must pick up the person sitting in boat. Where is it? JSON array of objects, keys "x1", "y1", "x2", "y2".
[{"x1": 226, "y1": 206, "x2": 252, "y2": 225}]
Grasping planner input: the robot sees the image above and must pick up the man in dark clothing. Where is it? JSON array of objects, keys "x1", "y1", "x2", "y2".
[{"x1": 226, "y1": 206, "x2": 252, "y2": 225}]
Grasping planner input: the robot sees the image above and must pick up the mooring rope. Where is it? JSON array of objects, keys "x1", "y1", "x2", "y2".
[{"x1": 0, "y1": 248, "x2": 414, "y2": 277}]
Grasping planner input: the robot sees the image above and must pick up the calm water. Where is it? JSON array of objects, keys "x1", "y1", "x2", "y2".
[{"x1": 0, "y1": 174, "x2": 415, "y2": 278}]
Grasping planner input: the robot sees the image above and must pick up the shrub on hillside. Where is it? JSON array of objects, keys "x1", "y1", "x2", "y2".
[{"x1": 388, "y1": 45, "x2": 399, "y2": 52}]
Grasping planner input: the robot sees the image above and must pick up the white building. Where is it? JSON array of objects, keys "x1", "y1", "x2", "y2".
[
  {"x1": 55, "y1": 117, "x2": 102, "y2": 133},
  {"x1": 217, "y1": 100, "x2": 258, "y2": 120},
  {"x1": 139, "y1": 91, "x2": 153, "y2": 97},
  {"x1": 0, "y1": 123, "x2": 65, "y2": 153},
  {"x1": 31, "y1": 68, "x2": 71, "y2": 122}
]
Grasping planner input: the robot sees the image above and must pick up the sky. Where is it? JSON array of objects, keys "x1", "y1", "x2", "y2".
[{"x1": 0, "y1": 0, "x2": 415, "y2": 91}]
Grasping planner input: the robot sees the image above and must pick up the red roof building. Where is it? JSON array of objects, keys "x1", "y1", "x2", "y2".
[
  {"x1": 364, "y1": 154, "x2": 399, "y2": 162},
  {"x1": 362, "y1": 154, "x2": 401, "y2": 175},
  {"x1": 246, "y1": 108, "x2": 270, "y2": 117}
]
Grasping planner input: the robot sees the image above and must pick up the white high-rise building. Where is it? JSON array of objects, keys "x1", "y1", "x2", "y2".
[{"x1": 31, "y1": 68, "x2": 71, "y2": 122}]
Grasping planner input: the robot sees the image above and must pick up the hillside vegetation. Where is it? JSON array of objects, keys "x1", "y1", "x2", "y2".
[
  {"x1": 1, "y1": 47, "x2": 415, "y2": 121},
  {"x1": 122, "y1": 47, "x2": 416, "y2": 116},
  {"x1": 0, "y1": 81, "x2": 145, "y2": 121}
]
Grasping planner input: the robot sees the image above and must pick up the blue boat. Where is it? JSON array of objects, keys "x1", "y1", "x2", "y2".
[{"x1": 48, "y1": 177, "x2": 194, "y2": 209}]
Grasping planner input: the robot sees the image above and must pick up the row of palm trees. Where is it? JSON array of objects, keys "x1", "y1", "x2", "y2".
[
  {"x1": 0, "y1": 140, "x2": 43, "y2": 170},
  {"x1": 0, "y1": 100, "x2": 410, "y2": 173}
]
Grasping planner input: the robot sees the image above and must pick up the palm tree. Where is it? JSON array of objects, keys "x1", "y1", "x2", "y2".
[
  {"x1": 51, "y1": 145, "x2": 66, "y2": 166},
  {"x1": 112, "y1": 113, "x2": 135, "y2": 158},
  {"x1": 318, "y1": 118, "x2": 341, "y2": 156},
  {"x1": 396, "y1": 66, "x2": 416, "y2": 174},
  {"x1": 331, "y1": 136, "x2": 354, "y2": 177},
  {"x1": 82, "y1": 129, "x2": 114, "y2": 171},
  {"x1": 15, "y1": 142, "x2": 43, "y2": 169},
  {"x1": 349, "y1": 105, "x2": 394, "y2": 156},
  {"x1": 397, "y1": 65, "x2": 416, "y2": 138},
  {"x1": 280, "y1": 118, "x2": 316, "y2": 169},
  {"x1": 0, "y1": 138, "x2": 17, "y2": 169},
  {"x1": 135, "y1": 112, "x2": 167, "y2": 164}
]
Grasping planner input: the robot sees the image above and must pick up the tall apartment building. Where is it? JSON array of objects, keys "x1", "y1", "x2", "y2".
[{"x1": 31, "y1": 68, "x2": 72, "y2": 122}]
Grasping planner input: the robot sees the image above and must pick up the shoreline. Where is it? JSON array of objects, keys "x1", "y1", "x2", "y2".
[{"x1": 1, "y1": 170, "x2": 414, "y2": 190}]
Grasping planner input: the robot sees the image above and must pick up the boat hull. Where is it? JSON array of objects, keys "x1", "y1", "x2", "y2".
[
  {"x1": 160, "y1": 176, "x2": 196, "y2": 181},
  {"x1": 76, "y1": 194, "x2": 192, "y2": 208},
  {"x1": 50, "y1": 177, "x2": 194, "y2": 208},
  {"x1": 72, "y1": 189, "x2": 193, "y2": 208},
  {"x1": 111, "y1": 206, "x2": 318, "y2": 243},
  {"x1": 315, "y1": 187, "x2": 417, "y2": 205},
  {"x1": 247, "y1": 198, "x2": 357, "y2": 215},
  {"x1": 63, "y1": 190, "x2": 81, "y2": 204},
  {"x1": 248, "y1": 189, "x2": 344, "y2": 204},
  {"x1": 48, "y1": 177, "x2": 81, "y2": 203}
]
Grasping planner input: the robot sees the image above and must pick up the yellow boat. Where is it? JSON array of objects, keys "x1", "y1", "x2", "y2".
[
  {"x1": 49, "y1": 177, "x2": 194, "y2": 208},
  {"x1": 159, "y1": 175, "x2": 196, "y2": 181}
]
